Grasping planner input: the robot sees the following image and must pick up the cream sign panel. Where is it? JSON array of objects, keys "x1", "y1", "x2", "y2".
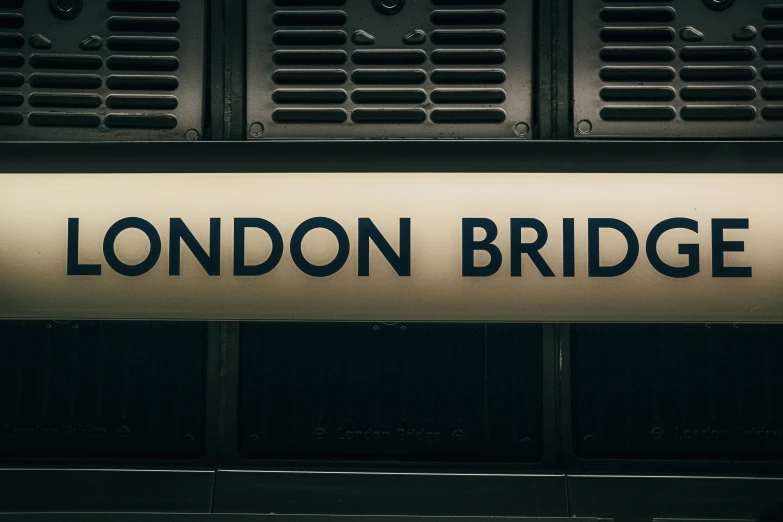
[{"x1": 0, "y1": 173, "x2": 780, "y2": 322}]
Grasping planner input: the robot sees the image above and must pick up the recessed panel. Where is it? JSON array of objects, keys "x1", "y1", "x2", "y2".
[
  {"x1": 572, "y1": 324, "x2": 783, "y2": 459},
  {"x1": 0, "y1": 321, "x2": 206, "y2": 458},
  {"x1": 239, "y1": 322, "x2": 543, "y2": 460}
]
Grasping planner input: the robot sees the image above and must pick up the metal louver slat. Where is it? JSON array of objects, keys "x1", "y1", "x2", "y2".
[
  {"x1": 0, "y1": 0, "x2": 204, "y2": 141},
  {"x1": 573, "y1": 0, "x2": 783, "y2": 138},
  {"x1": 247, "y1": 0, "x2": 533, "y2": 139}
]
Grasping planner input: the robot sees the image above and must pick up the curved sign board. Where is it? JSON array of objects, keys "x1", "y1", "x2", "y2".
[{"x1": 0, "y1": 173, "x2": 780, "y2": 322}]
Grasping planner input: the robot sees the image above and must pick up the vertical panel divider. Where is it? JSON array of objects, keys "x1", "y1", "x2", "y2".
[
  {"x1": 555, "y1": 0, "x2": 573, "y2": 139},
  {"x1": 205, "y1": 322, "x2": 223, "y2": 467},
  {"x1": 542, "y1": 324, "x2": 562, "y2": 470},
  {"x1": 208, "y1": 0, "x2": 225, "y2": 140},
  {"x1": 536, "y1": 0, "x2": 554, "y2": 140},
  {"x1": 226, "y1": 0, "x2": 247, "y2": 141},
  {"x1": 558, "y1": 323, "x2": 577, "y2": 473},
  {"x1": 218, "y1": 322, "x2": 241, "y2": 465}
]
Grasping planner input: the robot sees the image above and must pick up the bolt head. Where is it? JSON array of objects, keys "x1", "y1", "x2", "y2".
[
  {"x1": 703, "y1": 0, "x2": 735, "y2": 10},
  {"x1": 249, "y1": 122, "x2": 264, "y2": 138},
  {"x1": 373, "y1": 0, "x2": 405, "y2": 15},
  {"x1": 50, "y1": 0, "x2": 82, "y2": 19},
  {"x1": 514, "y1": 122, "x2": 530, "y2": 137}
]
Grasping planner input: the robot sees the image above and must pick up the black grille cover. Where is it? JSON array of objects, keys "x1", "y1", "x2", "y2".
[
  {"x1": 239, "y1": 322, "x2": 543, "y2": 461},
  {"x1": 573, "y1": 0, "x2": 783, "y2": 138},
  {"x1": 572, "y1": 324, "x2": 783, "y2": 459},
  {"x1": 0, "y1": 321, "x2": 205, "y2": 459},
  {"x1": 0, "y1": 0, "x2": 204, "y2": 141},
  {"x1": 246, "y1": 0, "x2": 533, "y2": 139}
]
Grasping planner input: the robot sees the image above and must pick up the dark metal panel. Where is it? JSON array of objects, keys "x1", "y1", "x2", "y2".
[
  {"x1": 245, "y1": 0, "x2": 533, "y2": 139},
  {"x1": 1, "y1": 141, "x2": 783, "y2": 173},
  {"x1": 0, "y1": 469, "x2": 215, "y2": 513},
  {"x1": 568, "y1": 475, "x2": 783, "y2": 522},
  {"x1": 571, "y1": 324, "x2": 783, "y2": 461},
  {"x1": 0, "y1": 0, "x2": 205, "y2": 141},
  {"x1": 238, "y1": 323, "x2": 543, "y2": 462},
  {"x1": 213, "y1": 471, "x2": 569, "y2": 516},
  {"x1": 0, "y1": 321, "x2": 206, "y2": 460},
  {"x1": 573, "y1": 0, "x2": 783, "y2": 139}
]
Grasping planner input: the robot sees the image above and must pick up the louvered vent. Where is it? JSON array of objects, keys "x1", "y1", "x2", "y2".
[
  {"x1": 246, "y1": 0, "x2": 533, "y2": 139},
  {"x1": 0, "y1": 0, "x2": 204, "y2": 141},
  {"x1": 573, "y1": 0, "x2": 783, "y2": 138}
]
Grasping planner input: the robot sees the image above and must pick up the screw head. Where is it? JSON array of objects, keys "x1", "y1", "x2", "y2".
[
  {"x1": 249, "y1": 122, "x2": 264, "y2": 138},
  {"x1": 514, "y1": 122, "x2": 530, "y2": 138},
  {"x1": 373, "y1": 0, "x2": 405, "y2": 15},
  {"x1": 703, "y1": 0, "x2": 735, "y2": 10},
  {"x1": 185, "y1": 129, "x2": 199, "y2": 141},
  {"x1": 50, "y1": 0, "x2": 82, "y2": 20},
  {"x1": 577, "y1": 120, "x2": 593, "y2": 135}
]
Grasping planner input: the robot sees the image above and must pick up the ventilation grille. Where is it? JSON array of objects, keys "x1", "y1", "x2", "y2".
[
  {"x1": 573, "y1": 0, "x2": 783, "y2": 138},
  {"x1": 0, "y1": 0, "x2": 204, "y2": 141},
  {"x1": 247, "y1": 0, "x2": 533, "y2": 139}
]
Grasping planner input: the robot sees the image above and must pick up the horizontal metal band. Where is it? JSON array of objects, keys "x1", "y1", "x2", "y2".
[{"x1": 0, "y1": 141, "x2": 782, "y2": 174}]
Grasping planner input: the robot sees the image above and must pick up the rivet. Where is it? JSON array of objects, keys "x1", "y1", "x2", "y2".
[
  {"x1": 185, "y1": 129, "x2": 199, "y2": 141},
  {"x1": 577, "y1": 120, "x2": 593, "y2": 135}
]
